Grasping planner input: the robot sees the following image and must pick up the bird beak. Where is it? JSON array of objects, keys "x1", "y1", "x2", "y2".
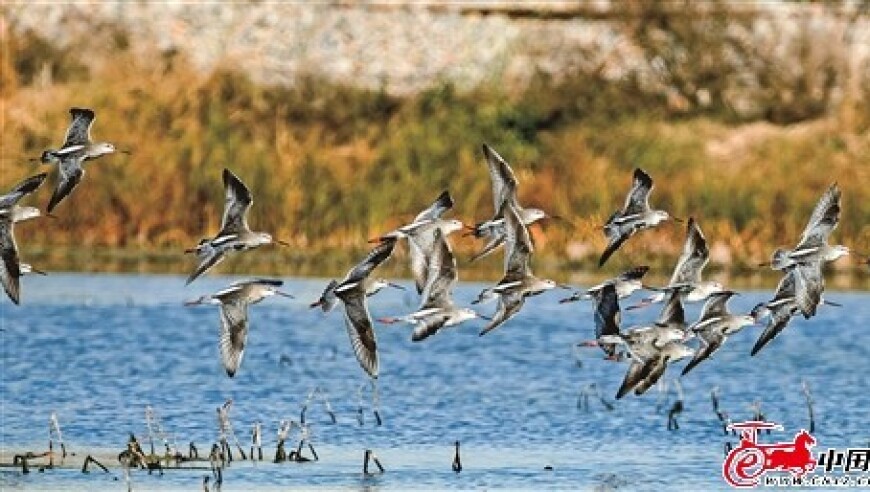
[
  {"x1": 822, "y1": 300, "x2": 842, "y2": 308},
  {"x1": 309, "y1": 300, "x2": 322, "y2": 309},
  {"x1": 184, "y1": 248, "x2": 196, "y2": 254},
  {"x1": 183, "y1": 298, "x2": 202, "y2": 307},
  {"x1": 549, "y1": 215, "x2": 576, "y2": 228},
  {"x1": 275, "y1": 239, "x2": 291, "y2": 247},
  {"x1": 672, "y1": 216, "x2": 685, "y2": 223},
  {"x1": 626, "y1": 300, "x2": 652, "y2": 311},
  {"x1": 119, "y1": 149, "x2": 133, "y2": 155},
  {"x1": 558, "y1": 295, "x2": 578, "y2": 304},
  {"x1": 31, "y1": 267, "x2": 48, "y2": 276},
  {"x1": 42, "y1": 214, "x2": 59, "y2": 220},
  {"x1": 367, "y1": 237, "x2": 384, "y2": 244},
  {"x1": 477, "y1": 314, "x2": 492, "y2": 321},
  {"x1": 386, "y1": 282, "x2": 406, "y2": 291},
  {"x1": 275, "y1": 290, "x2": 295, "y2": 299},
  {"x1": 558, "y1": 284, "x2": 573, "y2": 290}
]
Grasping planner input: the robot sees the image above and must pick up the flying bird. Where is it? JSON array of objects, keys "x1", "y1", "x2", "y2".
[
  {"x1": 681, "y1": 292, "x2": 757, "y2": 376},
  {"x1": 477, "y1": 200, "x2": 563, "y2": 336},
  {"x1": 560, "y1": 265, "x2": 650, "y2": 303},
  {"x1": 0, "y1": 173, "x2": 48, "y2": 304},
  {"x1": 469, "y1": 144, "x2": 553, "y2": 262},
  {"x1": 185, "y1": 168, "x2": 288, "y2": 285},
  {"x1": 333, "y1": 238, "x2": 398, "y2": 379},
  {"x1": 629, "y1": 218, "x2": 723, "y2": 309},
  {"x1": 378, "y1": 229, "x2": 479, "y2": 341},
  {"x1": 763, "y1": 184, "x2": 849, "y2": 270},
  {"x1": 39, "y1": 108, "x2": 127, "y2": 163},
  {"x1": 310, "y1": 278, "x2": 403, "y2": 312},
  {"x1": 600, "y1": 168, "x2": 674, "y2": 267},
  {"x1": 184, "y1": 278, "x2": 294, "y2": 377}
]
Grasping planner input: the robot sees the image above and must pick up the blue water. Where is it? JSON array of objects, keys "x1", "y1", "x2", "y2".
[{"x1": 1, "y1": 274, "x2": 868, "y2": 491}]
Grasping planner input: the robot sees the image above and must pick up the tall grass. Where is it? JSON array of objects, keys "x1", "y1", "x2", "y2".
[{"x1": 1, "y1": 19, "x2": 868, "y2": 282}]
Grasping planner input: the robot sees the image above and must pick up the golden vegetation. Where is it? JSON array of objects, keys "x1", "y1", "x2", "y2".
[{"x1": 1, "y1": 16, "x2": 868, "y2": 284}]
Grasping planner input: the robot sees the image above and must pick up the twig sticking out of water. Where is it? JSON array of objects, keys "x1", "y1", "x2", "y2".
[
  {"x1": 82, "y1": 454, "x2": 110, "y2": 474},
  {"x1": 49, "y1": 412, "x2": 67, "y2": 461},
  {"x1": 667, "y1": 380, "x2": 684, "y2": 431},
  {"x1": 363, "y1": 449, "x2": 385, "y2": 475},
  {"x1": 250, "y1": 421, "x2": 262, "y2": 461},
  {"x1": 750, "y1": 400, "x2": 769, "y2": 434},
  {"x1": 710, "y1": 386, "x2": 733, "y2": 435},
  {"x1": 452, "y1": 441, "x2": 462, "y2": 473},
  {"x1": 209, "y1": 443, "x2": 223, "y2": 486},
  {"x1": 801, "y1": 379, "x2": 816, "y2": 433}
]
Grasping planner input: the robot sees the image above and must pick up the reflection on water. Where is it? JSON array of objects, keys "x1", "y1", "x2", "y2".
[{"x1": 1, "y1": 274, "x2": 868, "y2": 490}]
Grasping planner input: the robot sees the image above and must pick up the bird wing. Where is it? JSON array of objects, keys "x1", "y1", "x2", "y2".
[
  {"x1": 469, "y1": 234, "x2": 506, "y2": 263},
  {"x1": 479, "y1": 291, "x2": 525, "y2": 336},
  {"x1": 617, "y1": 265, "x2": 650, "y2": 282},
  {"x1": 218, "y1": 301, "x2": 249, "y2": 377},
  {"x1": 656, "y1": 290, "x2": 686, "y2": 328},
  {"x1": 419, "y1": 229, "x2": 457, "y2": 310},
  {"x1": 594, "y1": 284, "x2": 621, "y2": 339},
  {"x1": 750, "y1": 310, "x2": 794, "y2": 357},
  {"x1": 410, "y1": 312, "x2": 452, "y2": 342},
  {"x1": 598, "y1": 230, "x2": 631, "y2": 267},
  {"x1": 218, "y1": 168, "x2": 253, "y2": 236},
  {"x1": 669, "y1": 217, "x2": 709, "y2": 285},
  {"x1": 633, "y1": 356, "x2": 669, "y2": 396},
  {"x1": 0, "y1": 173, "x2": 48, "y2": 210},
  {"x1": 315, "y1": 279, "x2": 339, "y2": 312},
  {"x1": 482, "y1": 144, "x2": 519, "y2": 214},
  {"x1": 795, "y1": 184, "x2": 840, "y2": 250},
  {"x1": 185, "y1": 249, "x2": 227, "y2": 285},
  {"x1": 0, "y1": 217, "x2": 21, "y2": 304},
  {"x1": 337, "y1": 288, "x2": 379, "y2": 378},
  {"x1": 681, "y1": 334, "x2": 723, "y2": 376},
  {"x1": 501, "y1": 199, "x2": 533, "y2": 279},
  {"x1": 793, "y1": 261, "x2": 824, "y2": 319},
  {"x1": 341, "y1": 238, "x2": 397, "y2": 288},
  {"x1": 622, "y1": 168, "x2": 654, "y2": 216},
  {"x1": 61, "y1": 108, "x2": 96, "y2": 147},
  {"x1": 616, "y1": 358, "x2": 655, "y2": 399},
  {"x1": 770, "y1": 270, "x2": 797, "y2": 304},
  {"x1": 46, "y1": 154, "x2": 86, "y2": 213},
  {"x1": 698, "y1": 291, "x2": 736, "y2": 322},
  {"x1": 407, "y1": 222, "x2": 441, "y2": 294},
  {"x1": 413, "y1": 190, "x2": 454, "y2": 223}
]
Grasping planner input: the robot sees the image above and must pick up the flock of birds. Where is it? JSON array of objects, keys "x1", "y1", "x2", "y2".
[{"x1": 1, "y1": 107, "x2": 866, "y2": 406}]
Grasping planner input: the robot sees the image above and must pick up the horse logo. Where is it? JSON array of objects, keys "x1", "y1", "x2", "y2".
[{"x1": 722, "y1": 421, "x2": 818, "y2": 488}]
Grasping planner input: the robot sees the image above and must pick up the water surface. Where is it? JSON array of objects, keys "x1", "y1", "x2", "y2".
[{"x1": 1, "y1": 274, "x2": 868, "y2": 490}]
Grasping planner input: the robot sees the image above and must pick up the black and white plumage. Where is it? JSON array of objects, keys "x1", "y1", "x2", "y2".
[
  {"x1": 40, "y1": 108, "x2": 120, "y2": 163},
  {"x1": 469, "y1": 144, "x2": 549, "y2": 262},
  {"x1": 681, "y1": 292, "x2": 757, "y2": 376},
  {"x1": 379, "y1": 229, "x2": 478, "y2": 341},
  {"x1": 600, "y1": 168, "x2": 672, "y2": 267},
  {"x1": 333, "y1": 238, "x2": 398, "y2": 379},
  {"x1": 184, "y1": 279, "x2": 294, "y2": 377},
  {"x1": 478, "y1": 200, "x2": 560, "y2": 336},
  {"x1": 0, "y1": 173, "x2": 48, "y2": 304},
  {"x1": 560, "y1": 265, "x2": 650, "y2": 303},
  {"x1": 766, "y1": 184, "x2": 848, "y2": 270},
  {"x1": 185, "y1": 169, "x2": 286, "y2": 285},
  {"x1": 635, "y1": 218, "x2": 723, "y2": 308},
  {"x1": 750, "y1": 270, "x2": 799, "y2": 356}
]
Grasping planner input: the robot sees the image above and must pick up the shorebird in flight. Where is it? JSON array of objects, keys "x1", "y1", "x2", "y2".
[
  {"x1": 185, "y1": 168, "x2": 288, "y2": 285},
  {"x1": 184, "y1": 279, "x2": 293, "y2": 377},
  {"x1": 333, "y1": 238, "x2": 398, "y2": 379},
  {"x1": 600, "y1": 168, "x2": 675, "y2": 267},
  {"x1": 476, "y1": 200, "x2": 564, "y2": 336},
  {"x1": 468, "y1": 144, "x2": 555, "y2": 262},
  {"x1": 378, "y1": 228, "x2": 479, "y2": 341},
  {"x1": 629, "y1": 218, "x2": 723, "y2": 309},
  {"x1": 750, "y1": 270, "x2": 806, "y2": 356},
  {"x1": 762, "y1": 184, "x2": 849, "y2": 270},
  {"x1": 599, "y1": 292, "x2": 689, "y2": 398},
  {"x1": 39, "y1": 108, "x2": 128, "y2": 164},
  {"x1": 681, "y1": 292, "x2": 757, "y2": 376},
  {"x1": 0, "y1": 173, "x2": 48, "y2": 304},
  {"x1": 560, "y1": 265, "x2": 650, "y2": 304},
  {"x1": 310, "y1": 278, "x2": 404, "y2": 312},
  {"x1": 370, "y1": 190, "x2": 464, "y2": 294}
]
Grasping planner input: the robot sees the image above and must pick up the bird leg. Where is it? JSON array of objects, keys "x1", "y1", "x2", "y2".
[
  {"x1": 372, "y1": 380, "x2": 383, "y2": 426},
  {"x1": 801, "y1": 380, "x2": 816, "y2": 434}
]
